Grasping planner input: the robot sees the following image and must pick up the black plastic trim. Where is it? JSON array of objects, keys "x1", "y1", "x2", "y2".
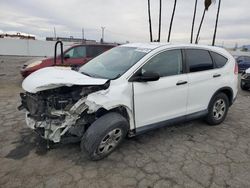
[{"x1": 135, "y1": 110, "x2": 208, "y2": 135}]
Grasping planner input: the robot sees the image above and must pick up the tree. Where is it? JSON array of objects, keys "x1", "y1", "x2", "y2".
[
  {"x1": 168, "y1": 0, "x2": 177, "y2": 42},
  {"x1": 147, "y1": 0, "x2": 153, "y2": 42},
  {"x1": 191, "y1": 0, "x2": 198, "y2": 43},
  {"x1": 195, "y1": 0, "x2": 215, "y2": 44},
  {"x1": 212, "y1": 0, "x2": 221, "y2": 46},
  {"x1": 158, "y1": 0, "x2": 162, "y2": 42}
]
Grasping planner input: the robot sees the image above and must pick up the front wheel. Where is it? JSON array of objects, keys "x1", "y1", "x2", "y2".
[
  {"x1": 205, "y1": 93, "x2": 229, "y2": 126},
  {"x1": 81, "y1": 112, "x2": 129, "y2": 161}
]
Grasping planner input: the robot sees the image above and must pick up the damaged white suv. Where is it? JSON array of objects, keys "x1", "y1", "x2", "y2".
[{"x1": 19, "y1": 43, "x2": 238, "y2": 160}]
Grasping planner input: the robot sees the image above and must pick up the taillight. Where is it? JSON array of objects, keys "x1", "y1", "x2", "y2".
[{"x1": 234, "y1": 62, "x2": 238, "y2": 75}]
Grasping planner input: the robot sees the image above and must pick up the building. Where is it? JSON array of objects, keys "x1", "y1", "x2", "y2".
[
  {"x1": 0, "y1": 33, "x2": 35, "y2": 40},
  {"x1": 46, "y1": 37, "x2": 96, "y2": 44}
]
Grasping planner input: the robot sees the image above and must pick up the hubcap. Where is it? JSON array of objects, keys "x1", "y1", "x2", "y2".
[
  {"x1": 98, "y1": 128, "x2": 122, "y2": 154},
  {"x1": 213, "y1": 99, "x2": 226, "y2": 120}
]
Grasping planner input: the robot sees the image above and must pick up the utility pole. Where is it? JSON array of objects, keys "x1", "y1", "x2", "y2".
[
  {"x1": 101, "y1": 27, "x2": 105, "y2": 43},
  {"x1": 82, "y1": 28, "x2": 85, "y2": 43},
  {"x1": 53, "y1": 27, "x2": 57, "y2": 40}
]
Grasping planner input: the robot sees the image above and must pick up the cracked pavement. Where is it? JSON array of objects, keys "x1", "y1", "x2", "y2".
[{"x1": 0, "y1": 56, "x2": 250, "y2": 188}]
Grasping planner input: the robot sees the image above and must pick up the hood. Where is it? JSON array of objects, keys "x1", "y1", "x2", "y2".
[
  {"x1": 23, "y1": 57, "x2": 46, "y2": 66},
  {"x1": 22, "y1": 67, "x2": 108, "y2": 93}
]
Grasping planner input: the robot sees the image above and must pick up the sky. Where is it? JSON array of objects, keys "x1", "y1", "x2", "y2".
[{"x1": 0, "y1": 0, "x2": 249, "y2": 47}]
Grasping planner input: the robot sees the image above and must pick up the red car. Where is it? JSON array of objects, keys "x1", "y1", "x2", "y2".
[{"x1": 21, "y1": 44, "x2": 116, "y2": 77}]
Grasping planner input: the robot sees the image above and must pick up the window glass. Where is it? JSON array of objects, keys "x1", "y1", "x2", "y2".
[
  {"x1": 245, "y1": 57, "x2": 250, "y2": 63},
  {"x1": 79, "y1": 47, "x2": 148, "y2": 79},
  {"x1": 87, "y1": 46, "x2": 107, "y2": 57},
  {"x1": 65, "y1": 46, "x2": 86, "y2": 58},
  {"x1": 210, "y1": 51, "x2": 228, "y2": 68},
  {"x1": 237, "y1": 56, "x2": 245, "y2": 62},
  {"x1": 186, "y1": 49, "x2": 213, "y2": 72},
  {"x1": 142, "y1": 50, "x2": 183, "y2": 77}
]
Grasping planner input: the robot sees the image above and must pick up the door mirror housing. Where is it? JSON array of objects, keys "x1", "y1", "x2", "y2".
[{"x1": 130, "y1": 71, "x2": 160, "y2": 82}]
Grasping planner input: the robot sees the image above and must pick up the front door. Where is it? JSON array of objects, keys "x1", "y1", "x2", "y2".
[
  {"x1": 132, "y1": 49, "x2": 188, "y2": 128},
  {"x1": 63, "y1": 46, "x2": 87, "y2": 67}
]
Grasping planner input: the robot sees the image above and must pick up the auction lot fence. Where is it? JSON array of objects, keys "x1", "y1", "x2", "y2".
[
  {"x1": 1, "y1": 38, "x2": 249, "y2": 57},
  {"x1": 0, "y1": 38, "x2": 74, "y2": 57}
]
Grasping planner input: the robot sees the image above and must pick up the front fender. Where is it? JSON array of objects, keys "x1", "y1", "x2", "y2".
[{"x1": 85, "y1": 82, "x2": 135, "y2": 130}]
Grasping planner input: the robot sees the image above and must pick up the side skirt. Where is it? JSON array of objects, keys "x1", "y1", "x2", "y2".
[{"x1": 135, "y1": 110, "x2": 208, "y2": 135}]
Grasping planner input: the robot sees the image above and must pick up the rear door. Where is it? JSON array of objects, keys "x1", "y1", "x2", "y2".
[
  {"x1": 185, "y1": 49, "x2": 222, "y2": 114},
  {"x1": 133, "y1": 49, "x2": 188, "y2": 128}
]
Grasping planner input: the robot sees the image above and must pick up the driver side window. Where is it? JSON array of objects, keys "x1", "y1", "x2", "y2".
[
  {"x1": 142, "y1": 50, "x2": 183, "y2": 77},
  {"x1": 65, "y1": 46, "x2": 86, "y2": 58}
]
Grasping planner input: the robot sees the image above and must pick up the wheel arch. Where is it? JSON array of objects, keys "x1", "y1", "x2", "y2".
[
  {"x1": 209, "y1": 87, "x2": 234, "y2": 107},
  {"x1": 94, "y1": 105, "x2": 134, "y2": 131},
  {"x1": 96, "y1": 106, "x2": 130, "y2": 121}
]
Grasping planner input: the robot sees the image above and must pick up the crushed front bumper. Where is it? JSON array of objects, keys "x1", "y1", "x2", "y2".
[{"x1": 25, "y1": 112, "x2": 65, "y2": 143}]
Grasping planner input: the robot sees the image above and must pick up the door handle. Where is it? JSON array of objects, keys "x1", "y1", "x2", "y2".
[
  {"x1": 176, "y1": 80, "x2": 188, "y2": 86},
  {"x1": 213, "y1": 73, "x2": 221, "y2": 78}
]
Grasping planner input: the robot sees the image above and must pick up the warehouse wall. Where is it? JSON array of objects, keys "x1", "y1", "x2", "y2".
[{"x1": 0, "y1": 38, "x2": 74, "y2": 57}]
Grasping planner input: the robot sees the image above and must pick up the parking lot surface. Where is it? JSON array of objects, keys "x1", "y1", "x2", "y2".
[{"x1": 0, "y1": 56, "x2": 250, "y2": 188}]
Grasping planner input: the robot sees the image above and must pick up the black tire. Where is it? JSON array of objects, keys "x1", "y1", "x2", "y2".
[
  {"x1": 81, "y1": 112, "x2": 129, "y2": 161},
  {"x1": 241, "y1": 81, "x2": 249, "y2": 90},
  {"x1": 205, "y1": 93, "x2": 229, "y2": 126}
]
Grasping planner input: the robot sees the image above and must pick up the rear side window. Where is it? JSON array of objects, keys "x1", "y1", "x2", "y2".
[
  {"x1": 87, "y1": 46, "x2": 107, "y2": 57},
  {"x1": 186, "y1": 49, "x2": 213, "y2": 73},
  {"x1": 210, "y1": 51, "x2": 228, "y2": 68}
]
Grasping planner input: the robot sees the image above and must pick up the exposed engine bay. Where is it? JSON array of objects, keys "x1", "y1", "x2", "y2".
[{"x1": 18, "y1": 82, "x2": 110, "y2": 143}]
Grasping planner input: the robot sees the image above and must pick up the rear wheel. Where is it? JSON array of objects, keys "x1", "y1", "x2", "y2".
[
  {"x1": 81, "y1": 112, "x2": 129, "y2": 161},
  {"x1": 205, "y1": 93, "x2": 229, "y2": 126}
]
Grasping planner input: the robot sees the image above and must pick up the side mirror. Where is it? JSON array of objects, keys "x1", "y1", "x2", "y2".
[
  {"x1": 64, "y1": 54, "x2": 70, "y2": 59},
  {"x1": 130, "y1": 71, "x2": 160, "y2": 82}
]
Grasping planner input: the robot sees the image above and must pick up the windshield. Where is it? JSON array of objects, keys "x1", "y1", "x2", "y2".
[{"x1": 79, "y1": 46, "x2": 149, "y2": 79}]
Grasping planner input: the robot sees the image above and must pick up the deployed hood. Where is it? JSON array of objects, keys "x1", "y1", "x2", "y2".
[{"x1": 22, "y1": 67, "x2": 108, "y2": 93}]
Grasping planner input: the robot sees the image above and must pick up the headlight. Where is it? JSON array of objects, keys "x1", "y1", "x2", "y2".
[{"x1": 26, "y1": 60, "x2": 42, "y2": 68}]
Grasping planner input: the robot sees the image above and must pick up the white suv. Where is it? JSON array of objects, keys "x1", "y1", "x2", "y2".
[{"x1": 19, "y1": 43, "x2": 238, "y2": 160}]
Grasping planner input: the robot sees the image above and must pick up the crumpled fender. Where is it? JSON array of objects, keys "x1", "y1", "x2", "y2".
[{"x1": 86, "y1": 82, "x2": 135, "y2": 129}]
